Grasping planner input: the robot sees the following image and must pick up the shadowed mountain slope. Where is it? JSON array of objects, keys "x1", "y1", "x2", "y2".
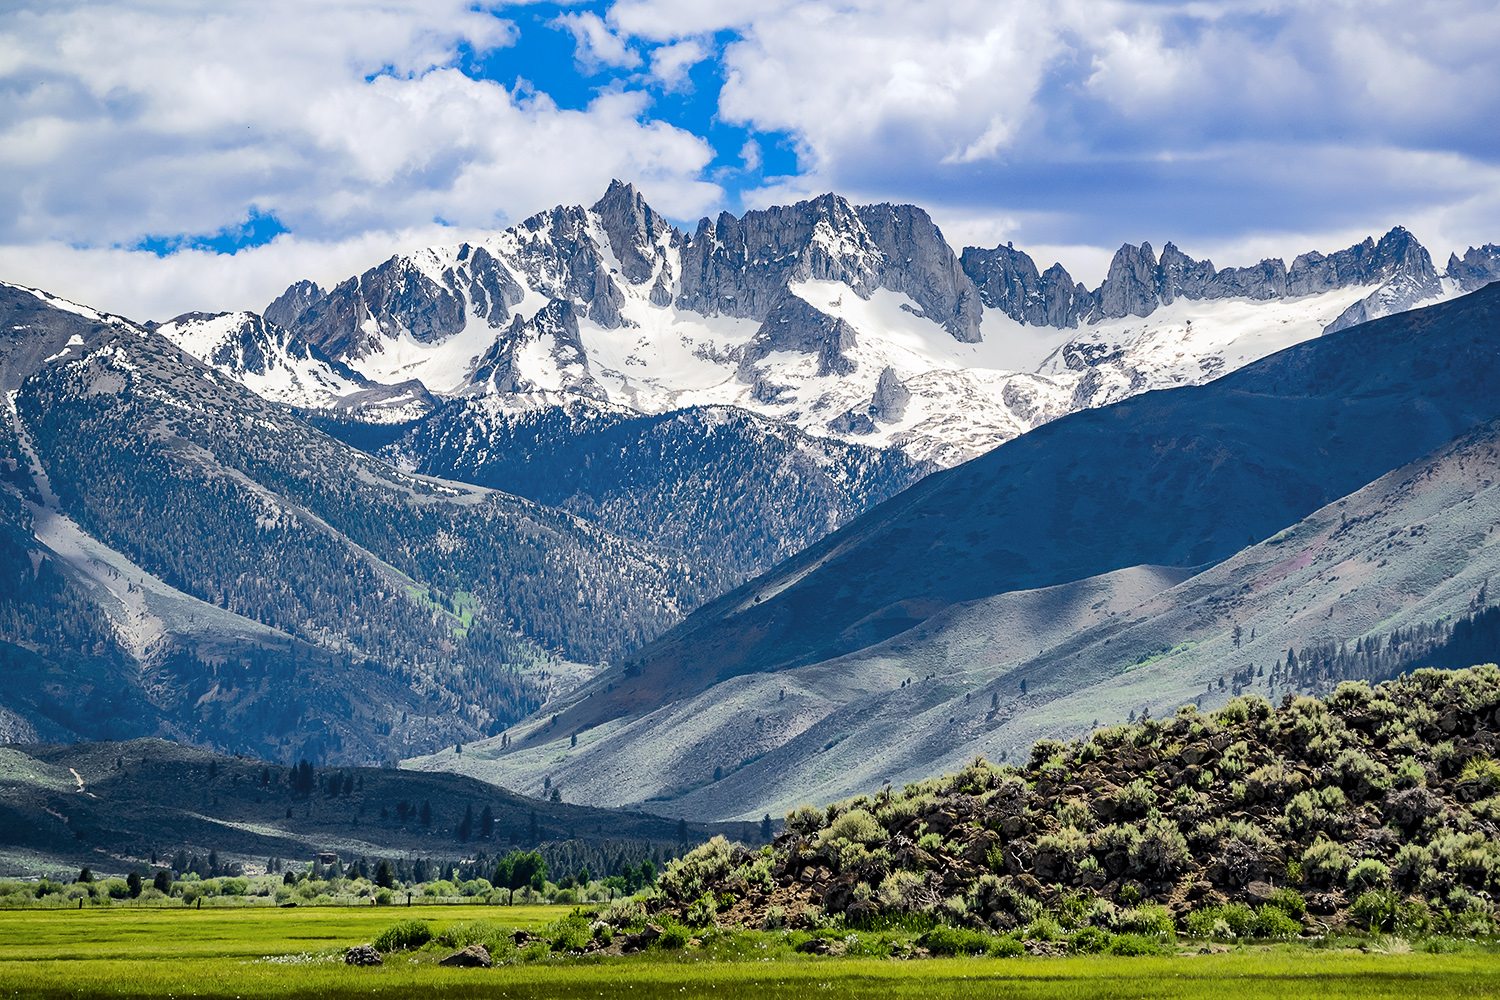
[
  {"x1": 411, "y1": 416, "x2": 1500, "y2": 820},
  {"x1": 522, "y1": 283, "x2": 1500, "y2": 749}
]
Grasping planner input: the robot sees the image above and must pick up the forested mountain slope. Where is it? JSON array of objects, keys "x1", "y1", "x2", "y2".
[
  {"x1": 382, "y1": 399, "x2": 931, "y2": 594},
  {"x1": 0, "y1": 283, "x2": 708, "y2": 761}
]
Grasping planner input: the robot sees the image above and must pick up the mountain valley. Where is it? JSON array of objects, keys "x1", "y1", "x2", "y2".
[{"x1": 4, "y1": 181, "x2": 1500, "y2": 838}]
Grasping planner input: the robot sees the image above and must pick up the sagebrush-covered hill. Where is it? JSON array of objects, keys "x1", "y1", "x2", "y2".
[{"x1": 651, "y1": 667, "x2": 1500, "y2": 941}]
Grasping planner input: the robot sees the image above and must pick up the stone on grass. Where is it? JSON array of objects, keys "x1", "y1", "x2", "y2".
[
  {"x1": 344, "y1": 944, "x2": 382, "y2": 966},
  {"x1": 439, "y1": 944, "x2": 492, "y2": 968}
]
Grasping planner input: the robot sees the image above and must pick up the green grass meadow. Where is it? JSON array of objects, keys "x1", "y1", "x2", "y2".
[{"x1": 0, "y1": 906, "x2": 1496, "y2": 1000}]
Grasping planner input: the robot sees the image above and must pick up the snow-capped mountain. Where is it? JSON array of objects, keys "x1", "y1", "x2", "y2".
[
  {"x1": 153, "y1": 311, "x2": 434, "y2": 421},
  {"x1": 190, "y1": 181, "x2": 1496, "y2": 466}
]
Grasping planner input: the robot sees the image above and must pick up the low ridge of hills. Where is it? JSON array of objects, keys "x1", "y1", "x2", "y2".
[{"x1": 0, "y1": 738, "x2": 739, "y2": 878}]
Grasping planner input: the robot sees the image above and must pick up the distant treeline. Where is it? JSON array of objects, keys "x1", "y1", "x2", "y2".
[{"x1": 1270, "y1": 602, "x2": 1500, "y2": 697}]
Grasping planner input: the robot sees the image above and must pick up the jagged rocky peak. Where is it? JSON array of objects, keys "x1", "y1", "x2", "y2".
[
  {"x1": 959, "y1": 243, "x2": 1088, "y2": 329},
  {"x1": 1074, "y1": 225, "x2": 1442, "y2": 326},
  {"x1": 263, "y1": 279, "x2": 325, "y2": 329},
  {"x1": 1154, "y1": 242, "x2": 1215, "y2": 304},
  {"x1": 678, "y1": 192, "x2": 982, "y2": 343},
  {"x1": 590, "y1": 179, "x2": 679, "y2": 286},
  {"x1": 1091, "y1": 241, "x2": 1161, "y2": 321},
  {"x1": 469, "y1": 299, "x2": 607, "y2": 401},
  {"x1": 1290, "y1": 225, "x2": 1437, "y2": 297},
  {"x1": 1446, "y1": 244, "x2": 1500, "y2": 293}
]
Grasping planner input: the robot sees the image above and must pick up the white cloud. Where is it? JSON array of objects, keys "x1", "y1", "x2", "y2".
[
  {"x1": 552, "y1": 11, "x2": 643, "y2": 72},
  {"x1": 4, "y1": 0, "x2": 1500, "y2": 319},
  {"x1": 648, "y1": 38, "x2": 710, "y2": 91},
  {"x1": 0, "y1": 0, "x2": 727, "y2": 315}
]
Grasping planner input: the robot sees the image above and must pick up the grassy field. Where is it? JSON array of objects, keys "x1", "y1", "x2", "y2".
[{"x1": 0, "y1": 906, "x2": 1497, "y2": 1000}]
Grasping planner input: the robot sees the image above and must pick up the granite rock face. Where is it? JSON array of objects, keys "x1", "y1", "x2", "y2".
[
  {"x1": 870, "y1": 365, "x2": 911, "y2": 424},
  {"x1": 264, "y1": 279, "x2": 326, "y2": 330},
  {"x1": 1155, "y1": 242, "x2": 1215, "y2": 304},
  {"x1": 960, "y1": 244, "x2": 1088, "y2": 328},
  {"x1": 470, "y1": 299, "x2": 607, "y2": 400},
  {"x1": 1090, "y1": 242, "x2": 1161, "y2": 321},
  {"x1": 677, "y1": 194, "x2": 981, "y2": 343},
  {"x1": 1204, "y1": 258, "x2": 1288, "y2": 301},
  {"x1": 739, "y1": 295, "x2": 859, "y2": 380},
  {"x1": 1447, "y1": 245, "x2": 1500, "y2": 293},
  {"x1": 591, "y1": 179, "x2": 678, "y2": 286}
]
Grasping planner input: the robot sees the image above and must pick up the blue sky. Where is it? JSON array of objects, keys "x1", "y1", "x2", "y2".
[{"x1": 2, "y1": 0, "x2": 1498, "y2": 318}]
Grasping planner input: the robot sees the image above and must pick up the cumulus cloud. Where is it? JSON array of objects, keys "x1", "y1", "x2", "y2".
[
  {"x1": 612, "y1": 0, "x2": 1500, "y2": 258},
  {"x1": 553, "y1": 11, "x2": 643, "y2": 73},
  {"x1": 4, "y1": 0, "x2": 1499, "y2": 318},
  {"x1": 0, "y1": 0, "x2": 723, "y2": 315}
]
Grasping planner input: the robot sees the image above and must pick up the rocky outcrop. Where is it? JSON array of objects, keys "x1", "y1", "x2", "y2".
[
  {"x1": 438, "y1": 944, "x2": 492, "y2": 968},
  {"x1": 1447, "y1": 245, "x2": 1500, "y2": 293},
  {"x1": 960, "y1": 244, "x2": 1088, "y2": 328},
  {"x1": 738, "y1": 295, "x2": 859, "y2": 380},
  {"x1": 470, "y1": 300, "x2": 607, "y2": 400},
  {"x1": 870, "y1": 365, "x2": 911, "y2": 423},
  {"x1": 344, "y1": 944, "x2": 382, "y2": 966}
]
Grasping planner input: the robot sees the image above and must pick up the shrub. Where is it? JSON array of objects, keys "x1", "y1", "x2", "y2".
[
  {"x1": 761, "y1": 906, "x2": 786, "y2": 931},
  {"x1": 1185, "y1": 903, "x2": 1253, "y2": 940},
  {"x1": 1108, "y1": 933, "x2": 1166, "y2": 956},
  {"x1": 660, "y1": 836, "x2": 737, "y2": 902},
  {"x1": 1267, "y1": 887, "x2": 1306, "y2": 918},
  {"x1": 1114, "y1": 902, "x2": 1174, "y2": 937},
  {"x1": 1069, "y1": 927, "x2": 1109, "y2": 953},
  {"x1": 653, "y1": 917, "x2": 690, "y2": 950},
  {"x1": 544, "y1": 912, "x2": 593, "y2": 953},
  {"x1": 785, "y1": 804, "x2": 826, "y2": 836},
  {"x1": 1460, "y1": 755, "x2": 1500, "y2": 793},
  {"x1": 1129, "y1": 817, "x2": 1190, "y2": 877},
  {"x1": 1245, "y1": 762, "x2": 1303, "y2": 802},
  {"x1": 1116, "y1": 778, "x2": 1156, "y2": 818},
  {"x1": 1092, "y1": 823, "x2": 1140, "y2": 855},
  {"x1": 1251, "y1": 905, "x2": 1302, "y2": 939},
  {"x1": 820, "y1": 809, "x2": 884, "y2": 847},
  {"x1": 373, "y1": 919, "x2": 432, "y2": 952},
  {"x1": 1393, "y1": 758, "x2": 1426, "y2": 789},
  {"x1": 1030, "y1": 739, "x2": 1067, "y2": 768},
  {"x1": 920, "y1": 924, "x2": 994, "y2": 956},
  {"x1": 686, "y1": 895, "x2": 717, "y2": 927},
  {"x1": 1351, "y1": 890, "x2": 1402, "y2": 932},
  {"x1": 1390, "y1": 844, "x2": 1431, "y2": 888},
  {"x1": 1333, "y1": 749, "x2": 1391, "y2": 800},
  {"x1": 375, "y1": 889, "x2": 393, "y2": 905},
  {"x1": 1301, "y1": 840, "x2": 1352, "y2": 886},
  {"x1": 1346, "y1": 858, "x2": 1391, "y2": 894},
  {"x1": 986, "y1": 935, "x2": 1025, "y2": 957},
  {"x1": 1035, "y1": 826, "x2": 1090, "y2": 876}
]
